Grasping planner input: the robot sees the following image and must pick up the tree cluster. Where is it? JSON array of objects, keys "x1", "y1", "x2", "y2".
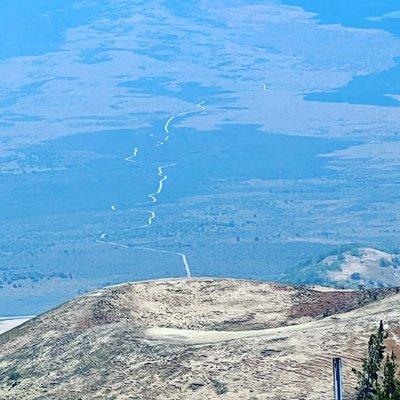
[{"x1": 354, "y1": 321, "x2": 400, "y2": 399}]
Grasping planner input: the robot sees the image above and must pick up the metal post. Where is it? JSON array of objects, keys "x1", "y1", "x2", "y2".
[{"x1": 333, "y1": 357, "x2": 344, "y2": 400}]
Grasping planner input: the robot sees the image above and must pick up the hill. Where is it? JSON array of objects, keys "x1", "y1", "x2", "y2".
[
  {"x1": 288, "y1": 247, "x2": 400, "y2": 288},
  {"x1": 0, "y1": 278, "x2": 399, "y2": 399}
]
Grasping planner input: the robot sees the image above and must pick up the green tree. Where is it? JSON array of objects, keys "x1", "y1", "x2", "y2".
[
  {"x1": 376, "y1": 352, "x2": 400, "y2": 399},
  {"x1": 353, "y1": 321, "x2": 387, "y2": 399},
  {"x1": 354, "y1": 322, "x2": 400, "y2": 400}
]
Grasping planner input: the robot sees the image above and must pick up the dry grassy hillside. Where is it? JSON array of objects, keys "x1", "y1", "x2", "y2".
[{"x1": 0, "y1": 278, "x2": 399, "y2": 399}]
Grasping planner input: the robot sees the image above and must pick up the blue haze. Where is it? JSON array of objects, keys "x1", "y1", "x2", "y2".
[{"x1": 0, "y1": 0, "x2": 399, "y2": 315}]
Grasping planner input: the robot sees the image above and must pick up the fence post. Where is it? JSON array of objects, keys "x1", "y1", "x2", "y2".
[{"x1": 333, "y1": 357, "x2": 344, "y2": 400}]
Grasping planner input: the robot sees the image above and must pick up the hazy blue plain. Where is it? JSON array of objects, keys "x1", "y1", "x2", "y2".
[{"x1": 0, "y1": 1, "x2": 400, "y2": 315}]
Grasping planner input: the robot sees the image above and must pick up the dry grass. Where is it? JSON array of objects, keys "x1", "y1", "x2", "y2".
[{"x1": 0, "y1": 278, "x2": 399, "y2": 399}]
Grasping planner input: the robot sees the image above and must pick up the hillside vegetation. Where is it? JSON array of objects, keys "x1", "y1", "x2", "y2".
[
  {"x1": 0, "y1": 278, "x2": 399, "y2": 399},
  {"x1": 289, "y1": 247, "x2": 400, "y2": 288}
]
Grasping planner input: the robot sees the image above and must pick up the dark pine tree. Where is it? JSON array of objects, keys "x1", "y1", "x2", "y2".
[
  {"x1": 354, "y1": 321, "x2": 387, "y2": 400},
  {"x1": 377, "y1": 351, "x2": 400, "y2": 399}
]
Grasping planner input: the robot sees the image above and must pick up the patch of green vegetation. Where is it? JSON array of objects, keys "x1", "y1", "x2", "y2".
[
  {"x1": 350, "y1": 248, "x2": 362, "y2": 257},
  {"x1": 283, "y1": 245, "x2": 369, "y2": 285},
  {"x1": 324, "y1": 244, "x2": 365, "y2": 258},
  {"x1": 286, "y1": 253, "x2": 346, "y2": 286},
  {"x1": 379, "y1": 258, "x2": 391, "y2": 268},
  {"x1": 353, "y1": 322, "x2": 400, "y2": 399},
  {"x1": 284, "y1": 244, "x2": 400, "y2": 287},
  {"x1": 4, "y1": 370, "x2": 22, "y2": 388},
  {"x1": 211, "y1": 379, "x2": 228, "y2": 395}
]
